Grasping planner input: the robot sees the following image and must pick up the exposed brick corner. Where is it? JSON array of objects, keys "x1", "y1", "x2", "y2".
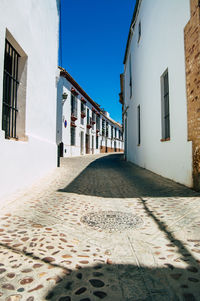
[{"x1": 185, "y1": 0, "x2": 200, "y2": 190}]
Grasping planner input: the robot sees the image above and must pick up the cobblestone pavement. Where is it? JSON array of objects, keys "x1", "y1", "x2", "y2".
[{"x1": 0, "y1": 153, "x2": 200, "y2": 300}]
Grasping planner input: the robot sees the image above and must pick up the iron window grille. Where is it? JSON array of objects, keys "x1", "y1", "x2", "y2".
[
  {"x1": 102, "y1": 119, "x2": 105, "y2": 136},
  {"x1": 161, "y1": 70, "x2": 170, "y2": 139},
  {"x1": 71, "y1": 126, "x2": 76, "y2": 145},
  {"x1": 2, "y1": 39, "x2": 20, "y2": 139},
  {"x1": 106, "y1": 122, "x2": 109, "y2": 137},
  {"x1": 137, "y1": 105, "x2": 141, "y2": 145},
  {"x1": 87, "y1": 108, "x2": 90, "y2": 124},
  {"x1": 71, "y1": 94, "x2": 77, "y2": 117},
  {"x1": 129, "y1": 55, "x2": 132, "y2": 98},
  {"x1": 138, "y1": 21, "x2": 141, "y2": 43},
  {"x1": 96, "y1": 115, "x2": 100, "y2": 130},
  {"x1": 111, "y1": 126, "x2": 113, "y2": 139},
  {"x1": 81, "y1": 102, "x2": 86, "y2": 114}
]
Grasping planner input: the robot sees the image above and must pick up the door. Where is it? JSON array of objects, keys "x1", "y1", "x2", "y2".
[
  {"x1": 92, "y1": 136, "x2": 94, "y2": 154},
  {"x1": 80, "y1": 132, "x2": 84, "y2": 155},
  {"x1": 86, "y1": 134, "x2": 90, "y2": 154}
]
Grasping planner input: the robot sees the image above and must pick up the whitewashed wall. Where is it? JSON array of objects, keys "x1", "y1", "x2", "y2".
[
  {"x1": 0, "y1": 0, "x2": 59, "y2": 201},
  {"x1": 124, "y1": 0, "x2": 192, "y2": 187},
  {"x1": 57, "y1": 75, "x2": 124, "y2": 157}
]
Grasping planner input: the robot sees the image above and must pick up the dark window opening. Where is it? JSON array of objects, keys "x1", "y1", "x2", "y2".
[
  {"x1": 2, "y1": 39, "x2": 20, "y2": 139},
  {"x1": 138, "y1": 105, "x2": 141, "y2": 145},
  {"x1": 71, "y1": 127, "x2": 76, "y2": 145},
  {"x1": 161, "y1": 70, "x2": 170, "y2": 140}
]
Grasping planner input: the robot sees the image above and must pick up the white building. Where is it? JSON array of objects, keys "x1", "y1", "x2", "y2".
[
  {"x1": 0, "y1": 0, "x2": 59, "y2": 201},
  {"x1": 57, "y1": 67, "x2": 124, "y2": 157},
  {"x1": 122, "y1": 0, "x2": 200, "y2": 188}
]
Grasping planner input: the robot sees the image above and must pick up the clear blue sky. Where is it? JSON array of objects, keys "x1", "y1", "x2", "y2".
[{"x1": 59, "y1": 0, "x2": 136, "y2": 123}]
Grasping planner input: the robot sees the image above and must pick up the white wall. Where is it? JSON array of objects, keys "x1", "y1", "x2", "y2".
[
  {"x1": 124, "y1": 0, "x2": 192, "y2": 187},
  {"x1": 57, "y1": 74, "x2": 124, "y2": 157},
  {"x1": 0, "y1": 0, "x2": 59, "y2": 201}
]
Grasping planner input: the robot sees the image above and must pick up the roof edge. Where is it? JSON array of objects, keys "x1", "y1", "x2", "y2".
[
  {"x1": 58, "y1": 66, "x2": 122, "y2": 128},
  {"x1": 123, "y1": 0, "x2": 141, "y2": 65}
]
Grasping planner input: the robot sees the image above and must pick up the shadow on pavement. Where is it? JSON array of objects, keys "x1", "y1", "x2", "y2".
[
  {"x1": 58, "y1": 154, "x2": 198, "y2": 198},
  {"x1": 44, "y1": 195, "x2": 200, "y2": 300},
  {"x1": 45, "y1": 262, "x2": 200, "y2": 300}
]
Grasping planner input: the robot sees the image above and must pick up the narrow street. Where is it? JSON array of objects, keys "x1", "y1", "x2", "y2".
[{"x1": 0, "y1": 153, "x2": 200, "y2": 301}]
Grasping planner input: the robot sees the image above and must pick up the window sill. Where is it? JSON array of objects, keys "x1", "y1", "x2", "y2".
[
  {"x1": 160, "y1": 138, "x2": 170, "y2": 142},
  {"x1": 5, "y1": 135, "x2": 29, "y2": 142}
]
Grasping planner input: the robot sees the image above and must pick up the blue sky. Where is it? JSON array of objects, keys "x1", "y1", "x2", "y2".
[{"x1": 59, "y1": 0, "x2": 136, "y2": 123}]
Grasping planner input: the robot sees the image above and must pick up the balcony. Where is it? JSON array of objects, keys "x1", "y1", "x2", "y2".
[
  {"x1": 71, "y1": 113, "x2": 77, "y2": 122},
  {"x1": 81, "y1": 111, "x2": 86, "y2": 118},
  {"x1": 71, "y1": 121, "x2": 77, "y2": 127},
  {"x1": 87, "y1": 124, "x2": 92, "y2": 129}
]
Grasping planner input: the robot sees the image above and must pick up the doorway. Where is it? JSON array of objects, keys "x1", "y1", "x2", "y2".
[
  {"x1": 92, "y1": 136, "x2": 94, "y2": 154},
  {"x1": 80, "y1": 131, "x2": 84, "y2": 155},
  {"x1": 86, "y1": 134, "x2": 90, "y2": 154}
]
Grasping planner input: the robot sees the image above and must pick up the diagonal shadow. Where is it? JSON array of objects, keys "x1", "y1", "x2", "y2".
[
  {"x1": 58, "y1": 154, "x2": 199, "y2": 198},
  {"x1": 140, "y1": 198, "x2": 200, "y2": 267}
]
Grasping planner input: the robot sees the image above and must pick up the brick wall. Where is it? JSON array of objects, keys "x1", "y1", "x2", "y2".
[{"x1": 184, "y1": 0, "x2": 200, "y2": 189}]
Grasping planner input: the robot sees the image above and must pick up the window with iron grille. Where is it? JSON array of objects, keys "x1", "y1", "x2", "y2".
[
  {"x1": 92, "y1": 111, "x2": 95, "y2": 130},
  {"x1": 137, "y1": 105, "x2": 141, "y2": 145},
  {"x1": 106, "y1": 122, "x2": 109, "y2": 137},
  {"x1": 115, "y1": 127, "x2": 117, "y2": 138},
  {"x1": 138, "y1": 21, "x2": 141, "y2": 43},
  {"x1": 81, "y1": 102, "x2": 86, "y2": 114},
  {"x1": 129, "y1": 54, "x2": 132, "y2": 98},
  {"x1": 96, "y1": 115, "x2": 100, "y2": 130},
  {"x1": 2, "y1": 39, "x2": 20, "y2": 139},
  {"x1": 71, "y1": 94, "x2": 77, "y2": 117},
  {"x1": 71, "y1": 126, "x2": 76, "y2": 145},
  {"x1": 111, "y1": 126, "x2": 113, "y2": 139},
  {"x1": 102, "y1": 119, "x2": 105, "y2": 136},
  {"x1": 87, "y1": 108, "x2": 90, "y2": 124},
  {"x1": 161, "y1": 70, "x2": 170, "y2": 140}
]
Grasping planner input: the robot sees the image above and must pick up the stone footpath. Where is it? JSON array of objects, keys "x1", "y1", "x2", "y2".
[{"x1": 0, "y1": 153, "x2": 200, "y2": 301}]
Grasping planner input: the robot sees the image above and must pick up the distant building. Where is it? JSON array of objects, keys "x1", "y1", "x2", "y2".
[
  {"x1": 0, "y1": 0, "x2": 59, "y2": 201},
  {"x1": 122, "y1": 0, "x2": 200, "y2": 189},
  {"x1": 57, "y1": 67, "x2": 124, "y2": 157}
]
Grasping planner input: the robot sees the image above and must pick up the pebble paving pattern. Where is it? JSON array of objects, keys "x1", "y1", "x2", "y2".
[
  {"x1": 81, "y1": 211, "x2": 143, "y2": 231},
  {"x1": 0, "y1": 153, "x2": 199, "y2": 300}
]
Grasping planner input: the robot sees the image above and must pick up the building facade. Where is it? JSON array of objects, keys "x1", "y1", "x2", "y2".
[
  {"x1": 122, "y1": 0, "x2": 200, "y2": 188},
  {"x1": 0, "y1": 0, "x2": 59, "y2": 201},
  {"x1": 57, "y1": 67, "x2": 124, "y2": 157}
]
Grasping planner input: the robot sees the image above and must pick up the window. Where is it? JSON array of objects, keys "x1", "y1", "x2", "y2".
[
  {"x1": 106, "y1": 122, "x2": 109, "y2": 137},
  {"x1": 71, "y1": 94, "x2": 77, "y2": 117},
  {"x1": 71, "y1": 126, "x2": 76, "y2": 145},
  {"x1": 87, "y1": 108, "x2": 90, "y2": 124},
  {"x1": 161, "y1": 70, "x2": 170, "y2": 140},
  {"x1": 137, "y1": 105, "x2": 141, "y2": 145},
  {"x1": 80, "y1": 102, "x2": 85, "y2": 125},
  {"x1": 115, "y1": 127, "x2": 117, "y2": 138},
  {"x1": 92, "y1": 111, "x2": 95, "y2": 130},
  {"x1": 138, "y1": 21, "x2": 141, "y2": 43},
  {"x1": 96, "y1": 115, "x2": 100, "y2": 130},
  {"x1": 129, "y1": 54, "x2": 132, "y2": 98},
  {"x1": 102, "y1": 119, "x2": 105, "y2": 136},
  {"x1": 111, "y1": 126, "x2": 113, "y2": 139},
  {"x1": 2, "y1": 36, "x2": 27, "y2": 140}
]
